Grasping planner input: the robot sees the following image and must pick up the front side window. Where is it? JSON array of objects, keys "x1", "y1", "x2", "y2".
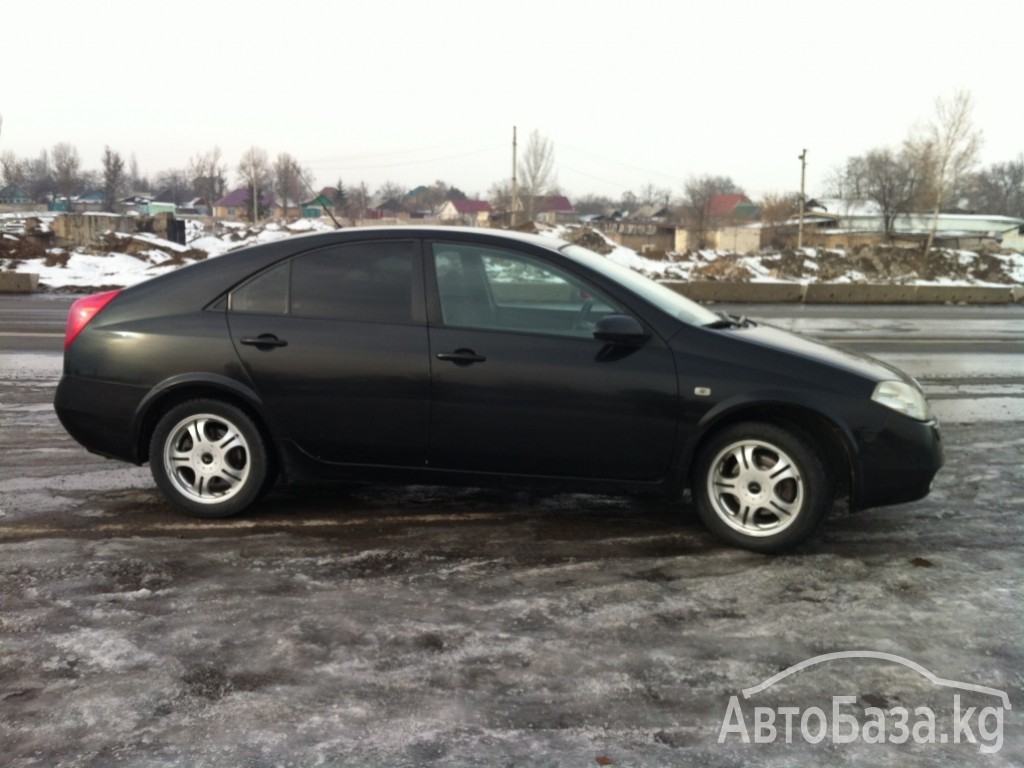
[
  {"x1": 229, "y1": 241, "x2": 415, "y2": 324},
  {"x1": 432, "y1": 243, "x2": 619, "y2": 336}
]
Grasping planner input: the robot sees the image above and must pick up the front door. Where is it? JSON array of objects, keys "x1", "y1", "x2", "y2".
[{"x1": 426, "y1": 241, "x2": 678, "y2": 481}]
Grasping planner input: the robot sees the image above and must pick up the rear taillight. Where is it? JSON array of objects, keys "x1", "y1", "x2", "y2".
[{"x1": 65, "y1": 290, "x2": 122, "y2": 350}]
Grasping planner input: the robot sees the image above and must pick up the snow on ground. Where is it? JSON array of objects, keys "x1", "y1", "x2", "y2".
[{"x1": 1, "y1": 213, "x2": 1022, "y2": 291}]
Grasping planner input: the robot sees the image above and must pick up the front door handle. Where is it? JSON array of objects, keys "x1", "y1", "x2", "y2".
[
  {"x1": 436, "y1": 349, "x2": 486, "y2": 365},
  {"x1": 240, "y1": 334, "x2": 288, "y2": 349}
]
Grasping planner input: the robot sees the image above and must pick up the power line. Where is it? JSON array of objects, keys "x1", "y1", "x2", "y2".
[
  {"x1": 559, "y1": 143, "x2": 684, "y2": 185},
  {"x1": 309, "y1": 145, "x2": 503, "y2": 174}
]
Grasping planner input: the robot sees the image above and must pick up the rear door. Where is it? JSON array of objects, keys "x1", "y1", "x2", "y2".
[
  {"x1": 227, "y1": 238, "x2": 430, "y2": 466},
  {"x1": 426, "y1": 240, "x2": 679, "y2": 481}
]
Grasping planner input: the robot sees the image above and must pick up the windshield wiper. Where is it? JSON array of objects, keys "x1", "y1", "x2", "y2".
[{"x1": 704, "y1": 312, "x2": 756, "y2": 330}]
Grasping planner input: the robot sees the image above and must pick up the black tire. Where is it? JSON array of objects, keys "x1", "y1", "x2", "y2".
[
  {"x1": 149, "y1": 399, "x2": 269, "y2": 519},
  {"x1": 693, "y1": 421, "x2": 833, "y2": 553}
]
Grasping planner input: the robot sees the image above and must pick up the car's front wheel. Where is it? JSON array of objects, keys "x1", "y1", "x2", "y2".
[
  {"x1": 693, "y1": 422, "x2": 833, "y2": 553},
  {"x1": 149, "y1": 399, "x2": 269, "y2": 518}
]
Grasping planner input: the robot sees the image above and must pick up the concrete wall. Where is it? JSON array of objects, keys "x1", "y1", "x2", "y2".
[
  {"x1": 707, "y1": 226, "x2": 761, "y2": 254},
  {"x1": 603, "y1": 227, "x2": 676, "y2": 254},
  {"x1": 663, "y1": 281, "x2": 1020, "y2": 304},
  {"x1": 0, "y1": 272, "x2": 39, "y2": 293},
  {"x1": 48, "y1": 212, "x2": 182, "y2": 247},
  {"x1": 51, "y1": 213, "x2": 135, "y2": 247}
]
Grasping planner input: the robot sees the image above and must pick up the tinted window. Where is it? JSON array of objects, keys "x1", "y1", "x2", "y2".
[
  {"x1": 292, "y1": 242, "x2": 414, "y2": 323},
  {"x1": 433, "y1": 243, "x2": 619, "y2": 336},
  {"x1": 230, "y1": 261, "x2": 289, "y2": 314},
  {"x1": 230, "y1": 241, "x2": 415, "y2": 323}
]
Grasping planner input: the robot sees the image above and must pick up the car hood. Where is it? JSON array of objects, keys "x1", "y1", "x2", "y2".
[{"x1": 715, "y1": 322, "x2": 914, "y2": 385}]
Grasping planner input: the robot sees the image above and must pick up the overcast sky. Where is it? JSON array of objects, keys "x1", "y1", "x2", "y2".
[{"x1": 2, "y1": 0, "x2": 1020, "y2": 202}]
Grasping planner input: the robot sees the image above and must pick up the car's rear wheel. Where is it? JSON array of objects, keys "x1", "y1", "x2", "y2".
[
  {"x1": 149, "y1": 399, "x2": 268, "y2": 518},
  {"x1": 693, "y1": 422, "x2": 832, "y2": 553}
]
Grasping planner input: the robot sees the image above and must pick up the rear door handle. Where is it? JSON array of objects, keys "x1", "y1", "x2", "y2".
[
  {"x1": 436, "y1": 349, "x2": 486, "y2": 365},
  {"x1": 240, "y1": 334, "x2": 288, "y2": 349}
]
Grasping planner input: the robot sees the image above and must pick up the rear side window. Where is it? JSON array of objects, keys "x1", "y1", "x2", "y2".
[
  {"x1": 229, "y1": 241, "x2": 415, "y2": 323},
  {"x1": 230, "y1": 261, "x2": 289, "y2": 314}
]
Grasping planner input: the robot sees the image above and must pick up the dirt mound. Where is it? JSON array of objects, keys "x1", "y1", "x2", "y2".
[
  {"x1": 757, "y1": 246, "x2": 1019, "y2": 284},
  {"x1": 0, "y1": 234, "x2": 47, "y2": 261},
  {"x1": 99, "y1": 233, "x2": 208, "y2": 265},
  {"x1": 564, "y1": 227, "x2": 614, "y2": 255},
  {"x1": 691, "y1": 258, "x2": 754, "y2": 281}
]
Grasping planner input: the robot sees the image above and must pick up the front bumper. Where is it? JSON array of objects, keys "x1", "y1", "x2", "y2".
[{"x1": 851, "y1": 416, "x2": 944, "y2": 511}]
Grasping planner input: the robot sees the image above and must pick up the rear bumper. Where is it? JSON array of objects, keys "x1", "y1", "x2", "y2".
[
  {"x1": 54, "y1": 376, "x2": 147, "y2": 463},
  {"x1": 852, "y1": 417, "x2": 944, "y2": 511}
]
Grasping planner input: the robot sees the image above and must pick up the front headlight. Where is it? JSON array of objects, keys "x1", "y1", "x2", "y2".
[{"x1": 871, "y1": 380, "x2": 931, "y2": 421}]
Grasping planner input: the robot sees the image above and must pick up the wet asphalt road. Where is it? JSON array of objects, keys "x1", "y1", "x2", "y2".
[{"x1": 0, "y1": 295, "x2": 1022, "y2": 766}]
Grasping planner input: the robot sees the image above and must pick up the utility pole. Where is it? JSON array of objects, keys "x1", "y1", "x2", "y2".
[
  {"x1": 251, "y1": 158, "x2": 258, "y2": 224},
  {"x1": 797, "y1": 148, "x2": 807, "y2": 249},
  {"x1": 510, "y1": 126, "x2": 518, "y2": 228}
]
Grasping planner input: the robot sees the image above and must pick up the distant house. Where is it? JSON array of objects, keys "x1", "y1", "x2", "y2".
[
  {"x1": 629, "y1": 204, "x2": 671, "y2": 221},
  {"x1": 532, "y1": 195, "x2": 576, "y2": 224},
  {"x1": 438, "y1": 199, "x2": 492, "y2": 227},
  {"x1": 120, "y1": 194, "x2": 154, "y2": 214},
  {"x1": 301, "y1": 193, "x2": 331, "y2": 218},
  {"x1": 148, "y1": 201, "x2": 178, "y2": 216},
  {"x1": 368, "y1": 197, "x2": 405, "y2": 220},
  {"x1": 152, "y1": 187, "x2": 181, "y2": 205},
  {"x1": 793, "y1": 198, "x2": 1024, "y2": 250},
  {"x1": 0, "y1": 185, "x2": 32, "y2": 205},
  {"x1": 704, "y1": 193, "x2": 758, "y2": 221},
  {"x1": 177, "y1": 197, "x2": 209, "y2": 216},
  {"x1": 71, "y1": 192, "x2": 106, "y2": 213},
  {"x1": 213, "y1": 187, "x2": 274, "y2": 220}
]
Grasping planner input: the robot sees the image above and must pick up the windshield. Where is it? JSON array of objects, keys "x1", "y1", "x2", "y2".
[{"x1": 560, "y1": 244, "x2": 719, "y2": 327}]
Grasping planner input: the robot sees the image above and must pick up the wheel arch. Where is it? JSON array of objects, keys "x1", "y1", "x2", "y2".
[
  {"x1": 132, "y1": 375, "x2": 275, "y2": 466},
  {"x1": 684, "y1": 397, "x2": 856, "y2": 501}
]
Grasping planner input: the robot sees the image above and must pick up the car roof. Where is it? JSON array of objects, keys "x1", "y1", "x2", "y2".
[{"x1": 276, "y1": 225, "x2": 568, "y2": 251}]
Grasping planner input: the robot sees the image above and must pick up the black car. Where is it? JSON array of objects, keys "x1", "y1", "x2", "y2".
[{"x1": 54, "y1": 227, "x2": 942, "y2": 552}]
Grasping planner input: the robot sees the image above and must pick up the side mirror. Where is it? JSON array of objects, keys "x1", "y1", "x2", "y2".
[{"x1": 593, "y1": 314, "x2": 647, "y2": 345}]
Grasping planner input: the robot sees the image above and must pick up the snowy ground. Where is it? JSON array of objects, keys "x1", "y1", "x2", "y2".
[{"x1": 2, "y1": 212, "x2": 1022, "y2": 291}]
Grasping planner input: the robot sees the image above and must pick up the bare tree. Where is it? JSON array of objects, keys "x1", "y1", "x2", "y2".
[
  {"x1": 52, "y1": 142, "x2": 82, "y2": 205},
  {"x1": 910, "y1": 90, "x2": 983, "y2": 253},
  {"x1": 681, "y1": 174, "x2": 744, "y2": 248},
  {"x1": 1, "y1": 150, "x2": 26, "y2": 188},
  {"x1": 831, "y1": 146, "x2": 928, "y2": 238},
  {"x1": 517, "y1": 129, "x2": 557, "y2": 220},
  {"x1": 237, "y1": 147, "x2": 273, "y2": 221},
  {"x1": 375, "y1": 181, "x2": 408, "y2": 214},
  {"x1": 273, "y1": 152, "x2": 313, "y2": 220},
  {"x1": 101, "y1": 146, "x2": 126, "y2": 212},
  {"x1": 573, "y1": 193, "x2": 615, "y2": 217},
  {"x1": 26, "y1": 150, "x2": 54, "y2": 200},
  {"x1": 858, "y1": 147, "x2": 927, "y2": 239},
  {"x1": 637, "y1": 183, "x2": 672, "y2": 208},
  {"x1": 128, "y1": 153, "x2": 144, "y2": 193},
  {"x1": 969, "y1": 155, "x2": 1024, "y2": 218},
  {"x1": 154, "y1": 169, "x2": 191, "y2": 205},
  {"x1": 188, "y1": 147, "x2": 227, "y2": 210},
  {"x1": 823, "y1": 155, "x2": 871, "y2": 199},
  {"x1": 348, "y1": 181, "x2": 369, "y2": 220},
  {"x1": 487, "y1": 178, "x2": 514, "y2": 218},
  {"x1": 759, "y1": 191, "x2": 799, "y2": 248}
]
